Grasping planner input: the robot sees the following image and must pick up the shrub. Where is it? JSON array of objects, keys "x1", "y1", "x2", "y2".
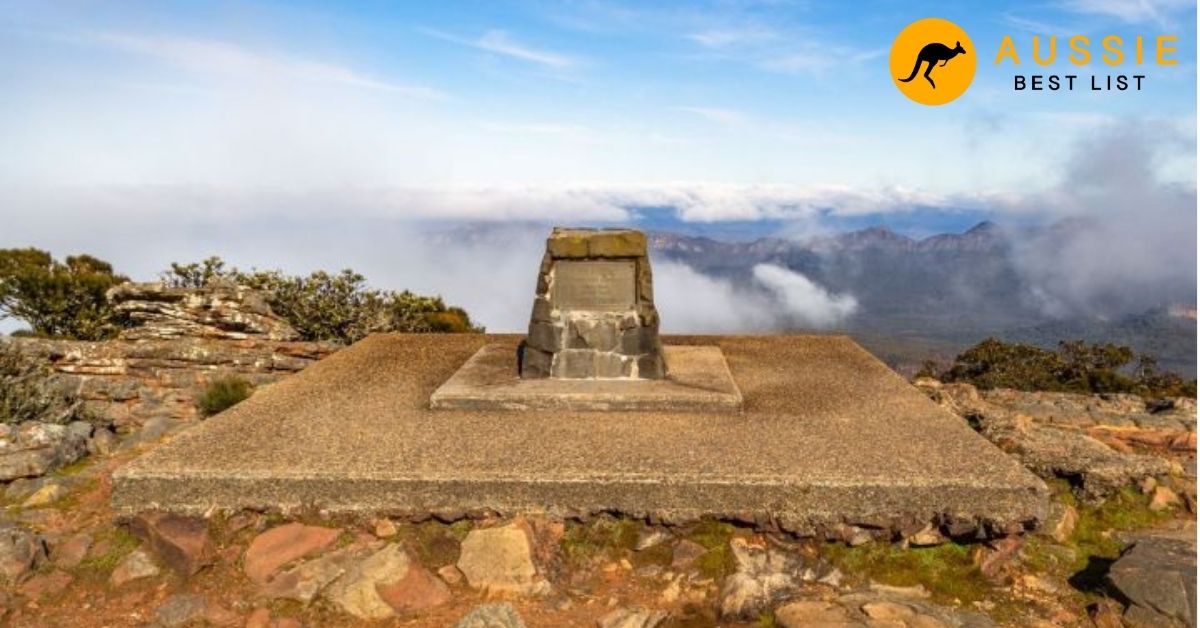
[
  {"x1": 937, "y1": 338, "x2": 1196, "y2": 398},
  {"x1": 0, "y1": 249, "x2": 127, "y2": 340},
  {"x1": 162, "y1": 257, "x2": 481, "y2": 343},
  {"x1": 0, "y1": 341, "x2": 90, "y2": 425},
  {"x1": 197, "y1": 376, "x2": 254, "y2": 417}
]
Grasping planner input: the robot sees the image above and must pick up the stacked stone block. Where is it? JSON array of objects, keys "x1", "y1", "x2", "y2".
[{"x1": 520, "y1": 228, "x2": 666, "y2": 379}]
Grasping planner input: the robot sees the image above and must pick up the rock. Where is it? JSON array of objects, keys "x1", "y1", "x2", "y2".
[
  {"x1": 635, "y1": 529, "x2": 672, "y2": 551},
  {"x1": 774, "y1": 600, "x2": 853, "y2": 627},
  {"x1": 4, "y1": 477, "x2": 45, "y2": 502},
  {"x1": 373, "y1": 519, "x2": 397, "y2": 538},
  {"x1": 0, "y1": 421, "x2": 91, "y2": 481},
  {"x1": 110, "y1": 549, "x2": 161, "y2": 587},
  {"x1": 455, "y1": 602, "x2": 528, "y2": 628},
  {"x1": 109, "y1": 281, "x2": 300, "y2": 341},
  {"x1": 21, "y1": 482, "x2": 67, "y2": 507},
  {"x1": 129, "y1": 511, "x2": 215, "y2": 577},
  {"x1": 670, "y1": 539, "x2": 707, "y2": 570},
  {"x1": 1042, "y1": 503, "x2": 1078, "y2": 543},
  {"x1": 154, "y1": 593, "x2": 208, "y2": 627},
  {"x1": 201, "y1": 600, "x2": 241, "y2": 627},
  {"x1": 862, "y1": 600, "x2": 917, "y2": 621},
  {"x1": 1149, "y1": 486, "x2": 1182, "y2": 512},
  {"x1": 243, "y1": 523, "x2": 339, "y2": 583},
  {"x1": 907, "y1": 524, "x2": 946, "y2": 547},
  {"x1": 51, "y1": 533, "x2": 91, "y2": 569},
  {"x1": 719, "y1": 538, "x2": 807, "y2": 619},
  {"x1": 1105, "y1": 535, "x2": 1196, "y2": 627},
  {"x1": 245, "y1": 607, "x2": 271, "y2": 628},
  {"x1": 0, "y1": 522, "x2": 47, "y2": 584},
  {"x1": 438, "y1": 564, "x2": 465, "y2": 586},
  {"x1": 457, "y1": 521, "x2": 546, "y2": 595},
  {"x1": 597, "y1": 606, "x2": 669, "y2": 628},
  {"x1": 376, "y1": 558, "x2": 452, "y2": 613},
  {"x1": 86, "y1": 428, "x2": 118, "y2": 456},
  {"x1": 260, "y1": 545, "x2": 367, "y2": 604},
  {"x1": 322, "y1": 543, "x2": 411, "y2": 620},
  {"x1": 16, "y1": 569, "x2": 72, "y2": 599},
  {"x1": 973, "y1": 536, "x2": 1023, "y2": 582}
]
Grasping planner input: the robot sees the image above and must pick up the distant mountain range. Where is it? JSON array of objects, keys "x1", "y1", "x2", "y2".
[{"x1": 648, "y1": 222, "x2": 1197, "y2": 377}]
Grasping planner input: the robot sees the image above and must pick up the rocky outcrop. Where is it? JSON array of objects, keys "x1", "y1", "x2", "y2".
[
  {"x1": 11, "y1": 337, "x2": 335, "y2": 433},
  {"x1": 0, "y1": 421, "x2": 93, "y2": 481},
  {"x1": 1106, "y1": 534, "x2": 1197, "y2": 627},
  {"x1": 917, "y1": 380, "x2": 1194, "y2": 499},
  {"x1": 109, "y1": 282, "x2": 299, "y2": 341}
]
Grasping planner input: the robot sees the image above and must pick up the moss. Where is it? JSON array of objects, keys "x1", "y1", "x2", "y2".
[
  {"x1": 683, "y1": 519, "x2": 738, "y2": 580},
  {"x1": 561, "y1": 516, "x2": 643, "y2": 568},
  {"x1": 78, "y1": 526, "x2": 139, "y2": 574},
  {"x1": 197, "y1": 376, "x2": 253, "y2": 417},
  {"x1": 755, "y1": 610, "x2": 777, "y2": 627},
  {"x1": 398, "y1": 521, "x2": 466, "y2": 567},
  {"x1": 822, "y1": 541, "x2": 991, "y2": 604},
  {"x1": 630, "y1": 539, "x2": 674, "y2": 569}
]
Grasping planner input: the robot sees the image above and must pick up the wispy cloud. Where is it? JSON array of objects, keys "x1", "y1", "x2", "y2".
[
  {"x1": 674, "y1": 106, "x2": 748, "y2": 126},
  {"x1": 687, "y1": 26, "x2": 778, "y2": 48},
  {"x1": 422, "y1": 28, "x2": 578, "y2": 70},
  {"x1": 477, "y1": 121, "x2": 598, "y2": 141},
  {"x1": 92, "y1": 32, "x2": 444, "y2": 99},
  {"x1": 1057, "y1": 0, "x2": 1195, "y2": 26}
]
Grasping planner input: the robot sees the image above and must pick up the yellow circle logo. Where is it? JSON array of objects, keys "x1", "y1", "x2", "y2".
[{"x1": 889, "y1": 18, "x2": 976, "y2": 105}]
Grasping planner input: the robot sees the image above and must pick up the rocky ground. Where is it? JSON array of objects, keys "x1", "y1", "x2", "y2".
[{"x1": 0, "y1": 377, "x2": 1194, "y2": 627}]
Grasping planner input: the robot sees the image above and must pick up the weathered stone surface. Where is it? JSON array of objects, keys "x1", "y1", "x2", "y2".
[
  {"x1": 51, "y1": 533, "x2": 91, "y2": 569},
  {"x1": 919, "y1": 380, "x2": 1180, "y2": 499},
  {"x1": 521, "y1": 228, "x2": 664, "y2": 380},
  {"x1": 720, "y1": 538, "x2": 818, "y2": 619},
  {"x1": 114, "y1": 334, "x2": 1048, "y2": 534},
  {"x1": 22, "y1": 482, "x2": 67, "y2": 507},
  {"x1": 243, "y1": 523, "x2": 339, "y2": 583},
  {"x1": 1106, "y1": 535, "x2": 1196, "y2": 627},
  {"x1": 322, "y1": 543, "x2": 411, "y2": 620},
  {"x1": 0, "y1": 523, "x2": 46, "y2": 584},
  {"x1": 110, "y1": 549, "x2": 161, "y2": 587},
  {"x1": 11, "y1": 336, "x2": 333, "y2": 434},
  {"x1": 154, "y1": 593, "x2": 208, "y2": 627},
  {"x1": 375, "y1": 558, "x2": 452, "y2": 613},
  {"x1": 457, "y1": 521, "x2": 544, "y2": 595},
  {"x1": 110, "y1": 281, "x2": 299, "y2": 341},
  {"x1": 597, "y1": 606, "x2": 668, "y2": 628},
  {"x1": 455, "y1": 603, "x2": 527, "y2": 628},
  {"x1": 0, "y1": 421, "x2": 91, "y2": 481},
  {"x1": 17, "y1": 569, "x2": 73, "y2": 599},
  {"x1": 129, "y1": 511, "x2": 214, "y2": 577},
  {"x1": 670, "y1": 540, "x2": 707, "y2": 570},
  {"x1": 260, "y1": 545, "x2": 367, "y2": 604},
  {"x1": 774, "y1": 600, "x2": 854, "y2": 627}
]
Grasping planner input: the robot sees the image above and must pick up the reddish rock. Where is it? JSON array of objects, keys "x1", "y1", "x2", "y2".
[
  {"x1": 274, "y1": 618, "x2": 302, "y2": 628},
  {"x1": 245, "y1": 607, "x2": 272, "y2": 628},
  {"x1": 129, "y1": 511, "x2": 215, "y2": 577},
  {"x1": 202, "y1": 600, "x2": 241, "y2": 627},
  {"x1": 973, "y1": 536, "x2": 1024, "y2": 582},
  {"x1": 243, "y1": 523, "x2": 339, "y2": 583},
  {"x1": 376, "y1": 562, "x2": 452, "y2": 613},
  {"x1": 17, "y1": 570, "x2": 73, "y2": 599},
  {"x1": 51, "y1": 534, "x2": 92, "y2": 569}
]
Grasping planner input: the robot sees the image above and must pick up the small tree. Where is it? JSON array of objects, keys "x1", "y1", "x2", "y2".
[
  {"x1": 0, "y1": 341, "x2": 91, "y2": 425},
  {"x1": 0, "y1": 248, "x2": 126, "y2": 340}
]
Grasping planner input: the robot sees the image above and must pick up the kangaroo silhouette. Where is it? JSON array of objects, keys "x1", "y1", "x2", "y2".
[{"x1": 897, "y1": 41, "x2": 966, "y2": 89}]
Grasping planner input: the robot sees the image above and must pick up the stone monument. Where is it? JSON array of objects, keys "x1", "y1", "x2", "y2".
[{"x1": 520, "y1": 228, "x2": 665, "y2": 379}]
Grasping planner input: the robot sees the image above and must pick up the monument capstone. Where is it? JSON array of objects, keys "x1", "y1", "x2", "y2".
[{"x1": 520, "y1": 228, "x2": 665, "y2": 379}]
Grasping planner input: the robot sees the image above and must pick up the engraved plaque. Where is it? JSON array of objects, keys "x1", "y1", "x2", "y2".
[{"x1": 553, "y1": 260, "x2": 636, "y2": 311}]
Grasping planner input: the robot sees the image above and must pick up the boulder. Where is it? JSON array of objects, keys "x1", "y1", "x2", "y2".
[
  {"x1": 1105, "y1": 535, "x2": 1196, "y2": 627},
  {"x1": 375, "y1": 557, "x2": 452, "y2": 613},
  {"x1": 110, "y1": 549, "x2": 161, "y2": 587},
  {"x1": 109, "y1": 282, "x2": 299, "y2": 341},
  {"x1": 321, "y1": 543, "x2": 415, "y2": 620},
  {"x1": 243, "y1": 523, "x2": 339, "y2": 583},
  {"x1": 455, "y1": 603, "x2": 527, "y2": 628},
  {"x1": 129, "y1": 511, "x2": 214, "y2": 577},
  {"x1": 0, "y1": 421, "x2": 91, "y2": 481},
  {"x1": 0, "y1": 522, "x2": 47, "y2": 584},
  {"x1": 719, "y1": 537, "x2": 823, "y2": 619},
  {"x1": 457, "y1": 521, "x2": 546, "y2": 595},
  {"x1": 260, "y1": 545, "x2": 368, "y2": 604}
]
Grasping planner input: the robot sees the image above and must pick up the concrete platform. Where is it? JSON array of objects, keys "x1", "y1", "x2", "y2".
[
  {"x1": 111, "y1": 334, "x2": 1049, "y2": 534},
  {"x1": 430, "y1": 344, "x2": 743, "y2": 412}
]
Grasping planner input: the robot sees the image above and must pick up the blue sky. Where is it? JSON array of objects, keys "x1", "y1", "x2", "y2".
[{"x1": 0, "y1": 1, "x2": 1195, "y2": 331}]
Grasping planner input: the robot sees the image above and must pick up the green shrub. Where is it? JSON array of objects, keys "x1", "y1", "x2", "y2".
[
  {"x1": 0, "y1": 341, "x2": 90, "y2": 425},
  {"x1": 163, "y1": 257, "x2": 481, "y2": 343},
  {"x1": 937, "y1": 338, "x2": 1196, "y2": 398},
  {"x1": 0, "y1": 249, "x2": 127, "y2": 340},
  {"x1": 197, "y1": 376, "x2": 254, "y2": 417}
]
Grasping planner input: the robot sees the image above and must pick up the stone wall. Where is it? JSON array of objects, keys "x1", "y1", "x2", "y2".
[{"x1": 11, "y1": 337, "x2": 336, "y2": 433}]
